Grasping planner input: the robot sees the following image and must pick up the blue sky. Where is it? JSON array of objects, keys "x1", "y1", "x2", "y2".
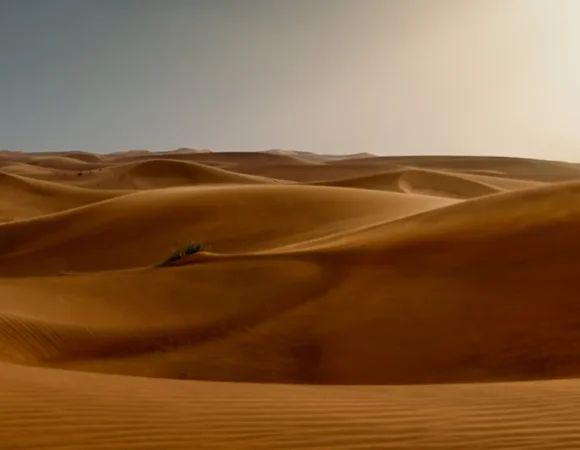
[{"x1": 1, "y1": 0, "x2": 580, "y2": 159}]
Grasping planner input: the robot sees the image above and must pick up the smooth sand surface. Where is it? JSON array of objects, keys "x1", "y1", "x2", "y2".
[
  {"x1": 69, "y1": 159, "x2": 277, "y2": 189},
  {"x1": 0, "y1": 172, "x2": 127, "y2": 222},
  {"x1": 310, "y1": 168, "x2": 502, "y2": 198},
  {"x1": 1, "y1": 150, "x2": 580, "y2": 449}
]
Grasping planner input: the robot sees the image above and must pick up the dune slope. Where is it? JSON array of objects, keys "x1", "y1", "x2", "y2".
[
  {"x1": 0, "y1": 184, "x2": 455, "y2": 275},
  {"x1": 311, "y1": 168, "x2": 500, "y2": 198},
  {"x1": 26, "y1": 155, "x2": 103, "y2": 171},
  {"x1": 1, "y1": 182, "x2": 580, "y2": 385},
  {"x1": 0, "y1": 171, "x2": 127, "y2": 221},
  {"x1": 343, "y1": 155, "x2": 580, "y2": 182},
  {"x1": 70, "y1": 158, "x2": 277, "y2": 189},
  {"x1": 1, "y1": 150, "x2": 579, "y2": 449}
]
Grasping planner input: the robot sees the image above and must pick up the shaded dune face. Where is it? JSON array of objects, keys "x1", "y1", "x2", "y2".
[{"x1": 2, "y1": 150, "x2": 580, "y2": 448}]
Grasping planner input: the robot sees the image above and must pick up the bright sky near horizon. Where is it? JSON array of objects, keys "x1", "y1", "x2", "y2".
[{"x1": 1, "y1": 0, "x2": 580, "y2": 160}]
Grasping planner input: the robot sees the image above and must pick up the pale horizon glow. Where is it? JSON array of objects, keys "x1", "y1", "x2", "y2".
[{"x1": 1, "y1": 0, "x2": 580, "y2": 161}]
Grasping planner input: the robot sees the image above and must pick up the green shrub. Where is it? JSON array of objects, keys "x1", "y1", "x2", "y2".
[{"x1": 161, "y1": 240, "x2": 204, "y2": 266}]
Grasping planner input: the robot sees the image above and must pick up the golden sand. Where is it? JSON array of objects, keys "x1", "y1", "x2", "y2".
[{"x1": 1, "y1": 149, "x2": 580, "y2": 449}]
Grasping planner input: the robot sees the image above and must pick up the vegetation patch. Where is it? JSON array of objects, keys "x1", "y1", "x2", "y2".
[{"x1": 161, "y1": 240, "x2": 204, "y2": 266}]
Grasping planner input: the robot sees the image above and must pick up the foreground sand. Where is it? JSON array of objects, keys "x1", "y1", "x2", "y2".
[
  {"x1": 1, "y1": 149, "x2": 580, "y2": 449},
  {"x1": 4, "y1": 362, "x2": 580, "y2": 450}
]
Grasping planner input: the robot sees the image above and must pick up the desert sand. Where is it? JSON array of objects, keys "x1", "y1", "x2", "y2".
[{"x1": 1, "y1": 149, "x2": 580, "y2": 449}]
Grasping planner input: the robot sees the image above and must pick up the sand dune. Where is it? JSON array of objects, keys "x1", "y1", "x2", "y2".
[
  {"x1": 0, "y1": 171, "x2": 126, "y2": 222},
  {"x1": 311, "y1": 168, "x2": 501, "y2": 198},
  {"x1": 0, "y1": 184, "x2": 455, "y2": 275},
  {"x1": 262, "y1": 149, "x2": 374, "y2": 163},
  {"x1": 308, "y1": 170, "x2": 405, "y2": 192},
  {"x1": 101, "y1": 148, "x2": 212, "y2": 163},
  {"x1": 235, "y1": 163, "x2": 405, "y2": 182},
  {"x1": 105, "y1": 151, "x2": 314, "y2": 169},
  {"x1": 1, "y1": 150, "x2": 580, "y2": 449},
  {"x1": 397, "y1": 169, "x2": 500, "y2": 198},
  {"x1": 450, "y1": 171, "x2": 544, "y2": 191},
  {"x1": 101, "y1": 149, "x2": 153, "y2": 160},
  {"x1": 27, "y1": 151, "x2": 103, "y2": 163},
  {"x1": 59, "y1": 158, "x2": 278, "y2": 189},
  {"x1": 1, "y1": 181, "x2": 579, "y2": 385},
  {"x1": 287, "y1": 176, "x2": 580, "y2": 255},
  {"x1": 25, "y1": 155, "x2": 103, "y2": 171},
  {"x1": 330, "y1": 155, "x2": 580, "y2": 183},
  {"x1": 163, "y1": 147, "x2": 213, "y2": 155},
  {"x1": 0, "y1": 161, "x2": 58, "y2": 176}
]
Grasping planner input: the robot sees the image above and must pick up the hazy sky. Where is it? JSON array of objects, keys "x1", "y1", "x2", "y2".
[{"x1": 1, "y1": 0, "x2": 580, "y2": 159}]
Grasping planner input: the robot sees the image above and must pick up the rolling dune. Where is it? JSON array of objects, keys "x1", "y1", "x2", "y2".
[
  {"x1": 1, "y1": 151, "x2": 580, "y2": 449},
  {"x1": 68, "y1": 158, "x2": 277, "y2": 189},
  {"x1": 0, "y1": 171, "x2": 127, "y2": 221},
  {"x1": 0, "y1": 184, "x2": 455, "y2": 275},
  {"x1": 449, "y1": 171, "x2": 544, "y2": 191},
  {"x1": 24, "y1": 151, "x2": 104, "y2": 163},
  {"x1": 308, "y1": 170, "x2": 404, "y2": 192},
  {"x1": 0, "y1": 161, "x2": 58, "y2": 176},
  {"x1": 329, "y1": 155, "x2": 580, "y2": 183},
  {"x1": 311, "y1": 168, "x2": 501, "y2": 198},
  {"x1": 26, "y1": 155, "x2": 102, "y2": 171},
  {"x1": 235, "y1": 163, "x2": 404, "y2": 182},
  {"x1": 1, "y1": 180, "x2": 580, "y2": 385},
  {"x1": 105, "y1": 150, "x2": 314, "y2": 168}
]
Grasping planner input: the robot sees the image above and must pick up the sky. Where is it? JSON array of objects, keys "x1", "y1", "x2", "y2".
[{"x1": 1, "y1": 0, "x2": 580, "y2": 160}]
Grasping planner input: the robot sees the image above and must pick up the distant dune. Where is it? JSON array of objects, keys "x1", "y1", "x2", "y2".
[
  {"x1": 66, "y1": 159, "x2": 276, "y2": 189},
  {"x1": 331, "y1": 155, "x2": 580, "y2": 182},
  {"x1": 234, "y1": 162, "x2": 404, "y2": 182},
  {"x1": 21, "y1": 150, "x2": 103, "y2": 163},
  {"x1": 0, "y1": 171, "x2": 126, "y2": 221},
  {"x1": 2, "y1": 150, "x2": 580, "y2": 449},
  {"x1": 0, "y1": 161, "x2": 58, "y2": 176},
  {"x1": 310, "y1": 168, "x2": 501, "y2": 198}
]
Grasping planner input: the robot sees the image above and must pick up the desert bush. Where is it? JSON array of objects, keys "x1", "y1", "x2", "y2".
[{"x1": 161, "y1": 240, "x2": 204, "y2": 266}]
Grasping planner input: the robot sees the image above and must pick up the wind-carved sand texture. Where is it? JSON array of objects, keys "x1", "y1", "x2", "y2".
[{"x1": 1, "y1": 149, "x2": 580, "y2": 449}]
